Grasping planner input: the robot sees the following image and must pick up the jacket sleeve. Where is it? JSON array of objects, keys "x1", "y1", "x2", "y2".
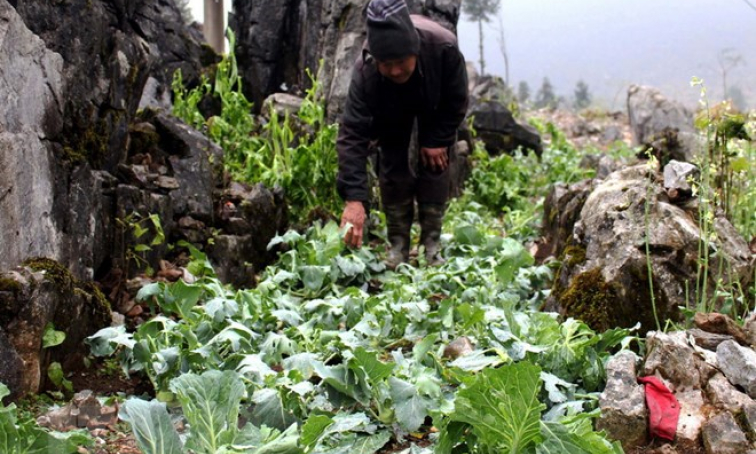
[
  {"x1": 423, "y1": 44, "x2": 469, "y2": 148},
  {"x1": 336, "y1": 57, "x2": 374, "y2": 202}
]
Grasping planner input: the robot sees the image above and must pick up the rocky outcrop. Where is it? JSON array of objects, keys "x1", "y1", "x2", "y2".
[
  {"x1": 468, "y1": 76, "x2": 542, "y2": 156},
  {"x1": 0, "y1": 262, "x2": 111, "y2": 400},
  {"x1": 601, "y1": 319, "x2": 756, "y2": 453},
  {"x1": 546, "y1": 162, "x2": 753, "y2": 333},
  {"x1": 229, "y1": 0, "x2": 463, "y2": 117},
  {"x1": 627, "y1": 85, "x2": 701, "y2": 163},
  {"x1": 0, "y1": 0, "x2": 288, "y2": 399}
]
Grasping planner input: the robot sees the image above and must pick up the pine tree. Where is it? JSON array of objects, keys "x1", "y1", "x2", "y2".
[
  {"x1": 574, "y1": 80, "x2": 591, "y2": 110},
  {"x1": 534, "y1": 77, "x2": 556, "y2": 109},
  {"x1": 462, "y1": 0, "x2": 501, "y2": 76},
  {"x1": 517, "y1": 81, "x2": 530, "y2": 105}
]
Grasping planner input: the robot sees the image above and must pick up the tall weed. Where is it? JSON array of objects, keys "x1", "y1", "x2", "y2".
[{"x1": 172, "y1": 30, "x2": 340, "y2": 224}]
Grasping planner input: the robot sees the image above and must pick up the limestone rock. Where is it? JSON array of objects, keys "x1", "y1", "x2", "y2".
[
  {"x1": 597, "y1": 351, "x2": 647, "y2": 450},
  {"x1": 549, "y1": 163, "x2": 752, "y2": 333},
  {"x1": 717, "y1": 340, "x2": 756, "y2": 399},
  {"x1": 702, "y1": 412, "x2": 750, "y2": 454},
  {"x1": 663, "y1": 160, "x2": 699, "y2": 194},
  {"x1": 627, "y1": 85, "x2": 701, "y2": 163},
  {"x1": 706, "y1": 373, "x2": 753, "y2": 413},
  {"x1": 675, "y1": 389, "x2": 707, "y2": 452},
  {"x1": 689, "y1": 328, "x2": 735, "y2": 351},
  {"x1": 642, "y1": 331, "x2": 712, "y2": 390}
]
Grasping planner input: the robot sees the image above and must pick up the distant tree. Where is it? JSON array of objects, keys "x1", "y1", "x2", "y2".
[
  {"x1": 727, "y1": 85, "x2": 748, "y2": 111},
  {"x1": 517, "y1": 81, "x2": 530, "y2": 104},
  {"x1": 496, "y1": 16, "x2": 509, "y2": 85},
  {"x1": 462, "y1": 0, "x2": 501, "y2": 76},
  {"x1": 717, "y1": 48, "x2": 744, "y2": 101},
  {"x1": 534, "y1": 77, "x2": 556, "y2": 109},
  {"x1": 175, "y1": 0, "x2": 193, "y2": 24},
  {"x1": 574, "y1": 80, "x2": 592, "y2": 110}
]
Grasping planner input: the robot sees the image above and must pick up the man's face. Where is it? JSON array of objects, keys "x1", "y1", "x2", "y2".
[{"x1": 376, "y1": 55, "x2": 417, "y2": 84}]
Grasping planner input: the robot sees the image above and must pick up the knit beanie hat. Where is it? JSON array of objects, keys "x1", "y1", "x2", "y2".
[{"x1": 366, "y1": 0, "x2": 420, "y2": 61}]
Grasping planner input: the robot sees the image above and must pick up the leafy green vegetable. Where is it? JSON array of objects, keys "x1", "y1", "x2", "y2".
[
  {"x1": 119, "y1": 398, "x2": 183, "y2": 454},
  {"x1": 449, "y1": 362, "x2": 545, "y2": 453},
  {"x1": 170, "y1": 370, "x2": 246, "y2": 452}
]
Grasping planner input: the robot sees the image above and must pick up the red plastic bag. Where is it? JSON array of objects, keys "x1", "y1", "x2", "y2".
[{"x1": 638, "y1": 376, "x2": 680, "y2": 441}]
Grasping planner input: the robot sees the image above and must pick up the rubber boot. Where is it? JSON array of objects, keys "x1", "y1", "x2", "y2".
[
  {"x1": 384, "y1": 201, "x2": 414, "y2": 270},
  {"x1": 419, "y1": 203, "x2": 445, "y2": 266}
]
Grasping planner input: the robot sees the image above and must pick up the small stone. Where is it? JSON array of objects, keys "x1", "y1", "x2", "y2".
[
  {"x1": 663, "y1": 160, "x2": 699, "y2": 192},
  {"x1": 643, "y1": 331, "x2": 706, "y2": 389},
  {"x1": 110, "y1": 312, "x2": 125, "y2": 327},
  {"x1": 117, "y1": 298, "x2": 136, "y2": 315},
  {"x1": 706, "y1": 373, "x2": 753, "y2": 413},
  {"x1": 695, "y1": 312, "x2": 749, "y2": 346},
  {"x1": 689, "y1": 328, "x2": 734, "y2": 351},
  {"x1": 127, "y1": 304, "x2": 144, "y2": 318},
  {"x1": 178, "y1": 216, "x2": 205, "y2": 230},
  {"x1": 443, "y1": 337, "x2": 474, "y2": 360},
  {"x1": 155, "y1": 176, "x2": 180, "y2": 190},
  {"x1": 717, "y1": 340, "x2": 756, "y2": 398},
  {"x1": 702, "y1": 411, "x2": 749, "y2": 454},
  {"x1": 741, "y1": 401, "x2": 756, "y2": 434},
  {"x1": 597, "y1": 351, "x2": 647, "y2": 450},
  {"x1": 675, "y1": 389, "x2": 707, "y2": 452},
  {"x1": 157, "y1": 268, "x2": 183, "y2": 282}
]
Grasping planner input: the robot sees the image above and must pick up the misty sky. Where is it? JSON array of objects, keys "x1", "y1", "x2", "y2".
[
  {"x1": 456, "y1": 0, "x2": 756, "y2": 109},
  {"x1": 189, "y1": 0, "x2": 756, "y2": 109}
]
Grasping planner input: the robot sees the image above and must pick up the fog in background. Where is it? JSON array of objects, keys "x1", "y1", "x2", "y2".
[
  {"x1": 457, "y1": 0, "x2": 756, "y2": 111},
  {"x1": 189, "y1": 0, "x2": 756, "y2": 110}
]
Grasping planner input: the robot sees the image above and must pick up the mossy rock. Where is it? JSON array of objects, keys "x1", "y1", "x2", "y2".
[
  {"x1": 0, "y1": 278, "x2": 22, "y2": 294},
  {"x1": 22, "y1": 257, "x2": 111, "y2": 315},
  {"x1": 560, "y1": 268, "x2": 618, "y2": 332}
]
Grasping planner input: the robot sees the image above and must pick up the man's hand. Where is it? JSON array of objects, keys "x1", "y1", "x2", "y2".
[
  {"x1": 340, "y1": 201, "x2": 366, "y2": 248},
  {"x1": 420, "y1": 147, "x2": 448, "y2": 172}
]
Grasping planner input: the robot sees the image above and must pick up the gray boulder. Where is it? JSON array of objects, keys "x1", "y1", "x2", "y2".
[
  {"x1": 627, "y1": 85, "x2": 701, "y2": 163},
  {"x1": 597, "y1": 351, "x2": 648, "y2": 450},
  {"x1": 548, "y1": 163, "x2": 753, "y2": 333}
]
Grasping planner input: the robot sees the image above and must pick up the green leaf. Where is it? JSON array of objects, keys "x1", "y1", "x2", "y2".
[
  {"x1": 342, "y1": 431, "x2": 391, "y2": 454},
  {"x1": 301, "y1": 266, "x2": 329, "y2": 292},
  {"x1": 494, "y1": 238, "x2": 534, "y2": 285},
  {"x1": 232, "y1": 423, "x2": 303, "y2": 454},
  {"x1": 170, "y1": 370, "x2": 245, "y2": 452},
  {"x1": 248, "y1": 388, "x2": 299, "y2": 432},
  {"x1": 435, "y1": 421, "x2": 470, "y2": 454},
  {"x1": 134, "y1": 244, "x2": 152, "y2": 252},
  {"x1": 537, "y1": 420, "x2": 623, "y2": 454},
  {"x1": 450, "y1": 362, "x2": 545, "y2": 453},
  {"x1": 351, "y1": 348, "x2": 394, "y2": 383},
  {"x1": 47, "y1": 362, "x2": 73, "y2": 392},
  {"x1": 86, "y1": 326, "x2": 135, "y2": 356},
  {"x1": 119, "y1": 398, "x2": 183, "y2": 454},
  {"x1": 388, "y1": 377, "x2": 428, "y2": 432},
  {"x1": 454, "y1": 224, "x2": 484, "y2": 246},
  {"x1": 300, "y1": 415, "x2": 333, "y2": 449},
  {"x1": 42, "y1": 323, "x2": 66, "y2": 349},
  {"x1": 449, "y1": 350, "x2": 503, "y2": 372},
  {"x1": 136, "y1": 282, "x2": 163, "y2": 302}
]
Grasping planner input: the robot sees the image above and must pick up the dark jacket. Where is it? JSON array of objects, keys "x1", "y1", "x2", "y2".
[{"x1": 336, "y1": 15, "x2": 469, "y2": 202}]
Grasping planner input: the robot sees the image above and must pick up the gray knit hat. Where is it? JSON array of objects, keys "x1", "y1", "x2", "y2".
[{"x1": 366, "y1": 0, "x2": 420, "y2": 60}]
